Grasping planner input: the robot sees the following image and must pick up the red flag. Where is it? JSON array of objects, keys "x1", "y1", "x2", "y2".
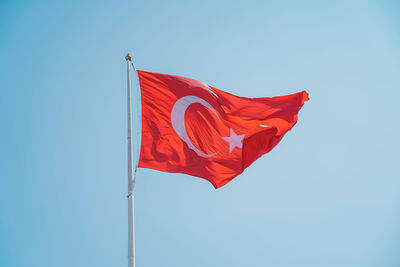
[{"x1": 137, "y1": 70, "x2": 309, "y2": 188}]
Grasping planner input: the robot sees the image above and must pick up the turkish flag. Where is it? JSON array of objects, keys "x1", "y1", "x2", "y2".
[{"x1": 137, "y1": 70, "x2": 309, "y2": 188}]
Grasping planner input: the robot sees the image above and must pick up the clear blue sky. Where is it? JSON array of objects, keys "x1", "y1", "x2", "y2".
[{"x1": 1, "y1": 0, "x2": 399, "y2": 266}]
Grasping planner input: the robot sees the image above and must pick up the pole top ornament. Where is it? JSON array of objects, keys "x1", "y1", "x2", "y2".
[{"x1": 125, "y1": 53, "x2": 132, "y2": 61}]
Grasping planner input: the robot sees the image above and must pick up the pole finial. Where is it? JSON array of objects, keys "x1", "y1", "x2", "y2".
[{"x1": 125, "y1": 53, "x2": 132, "y2": 61}]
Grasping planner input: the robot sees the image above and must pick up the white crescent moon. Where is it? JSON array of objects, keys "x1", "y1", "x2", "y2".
[{"x1": 171, "y1": 95, "x2": 220, "y2": 158}]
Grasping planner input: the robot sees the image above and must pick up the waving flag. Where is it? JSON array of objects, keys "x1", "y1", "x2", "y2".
[{"x1": 137, "y1": 70, "x2": 309, "y2": 188}]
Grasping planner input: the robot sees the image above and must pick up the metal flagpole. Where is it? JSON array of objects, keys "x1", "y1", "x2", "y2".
[{"x1": 125, "y1": 53, "x2": 135, "y2": 267}]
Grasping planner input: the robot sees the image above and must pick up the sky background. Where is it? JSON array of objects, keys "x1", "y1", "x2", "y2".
[{"x1": 1, "y1": 0, "x2": 400, "y2": 266}]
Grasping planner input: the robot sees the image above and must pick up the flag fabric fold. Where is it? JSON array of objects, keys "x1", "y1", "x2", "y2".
[{"x1": 137, "y1": 70, "x2": 309, "y2": 188}]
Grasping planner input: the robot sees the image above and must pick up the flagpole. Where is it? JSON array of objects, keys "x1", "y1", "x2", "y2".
[{"x1": 125, "y1": 53, "x2": 135, "y2": 267}]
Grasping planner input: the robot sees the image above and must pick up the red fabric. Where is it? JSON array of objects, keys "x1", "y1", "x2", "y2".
[{"x1": 137, "y1": 70, "x2": 309, "y2": 188}]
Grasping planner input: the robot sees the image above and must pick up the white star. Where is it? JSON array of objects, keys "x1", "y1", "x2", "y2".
[{"x1": 222, "y1": 128, "x2": 245, "y2": 153}]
